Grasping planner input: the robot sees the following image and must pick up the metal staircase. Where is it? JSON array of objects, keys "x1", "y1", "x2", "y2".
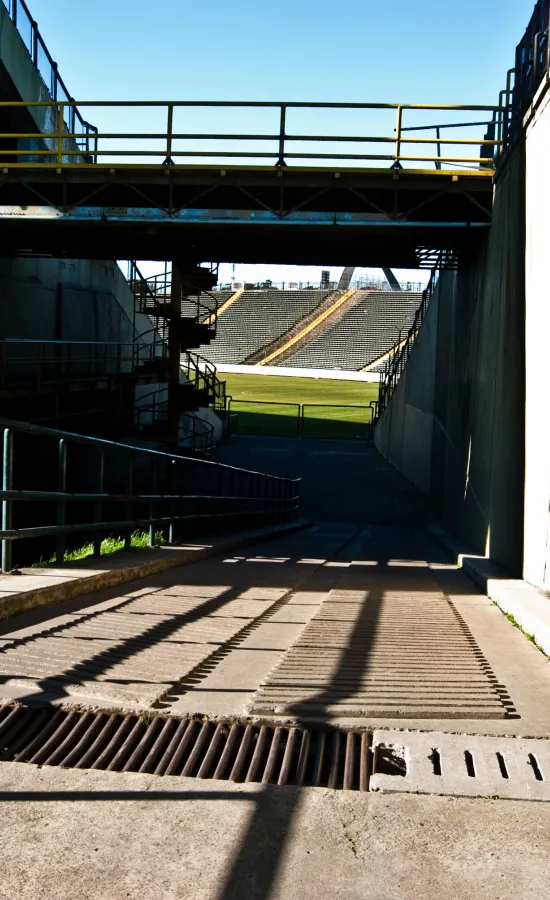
[{"x1": 128, "y1": 261, "x2": 227, "y2": 452}]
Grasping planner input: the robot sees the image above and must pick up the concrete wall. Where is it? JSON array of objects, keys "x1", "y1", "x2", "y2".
[
  {"x1": 375, "y1": 143, "x2": 526, "y2": 575},
  {"x1": 524, "y1": 76, "x2": 550, "y2": 590},
  {"x1": 0, "y1": 257, "x2": 136, "y2": 344},
  {"x1": 375, "y1": 281, "x2": 438, "y2": 493},
  {"x1": 0, "y1": 4, "x2": 59, "y2": 144}
]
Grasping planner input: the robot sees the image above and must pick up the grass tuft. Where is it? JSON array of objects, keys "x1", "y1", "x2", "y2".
[
  {"x1": 32, "y1": 529, "x2": 167, "y2": 568},
  {"x1": 498, "y1": 606, "x2": 549, "y2": 658}
]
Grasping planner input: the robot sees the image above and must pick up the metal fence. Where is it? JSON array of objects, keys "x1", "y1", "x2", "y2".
[
  {"x1": 227, "y1": 398, "x2": 375, "y2": 441},
  {"x1": 0, "y1": 419, "x2": 299, "y2": 572},
  {"x1": 509, "y1": 0, "x2": 550, "y2": 141},
  {"x1": 0, "y1": 100, "x2": 504, "y2": 171}
]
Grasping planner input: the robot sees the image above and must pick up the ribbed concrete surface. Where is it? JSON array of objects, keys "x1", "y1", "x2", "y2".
[
  {"x1": 0, "y1": 582, "x2": 290, "y2": 706},
  {"x1": 249, "y1": 529, "x2": 513, "y2": 719},
  {"x1": 0, "y1": 526, "x2": 355, "y2": 708}
]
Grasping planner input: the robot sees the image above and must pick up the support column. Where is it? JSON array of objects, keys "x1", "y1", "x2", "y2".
[{"x1": 167, "y1": 261, "x2": 184, "y2": 447}]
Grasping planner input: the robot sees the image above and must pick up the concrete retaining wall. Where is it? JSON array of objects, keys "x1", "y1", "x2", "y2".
[
  {"x1": 523, "y1": 76, "x2": 550, "y2": 590},
  {"x1": 0, "y1": 258, "x2": 136, "y2": 344},
  {"x1": 375, "y1": 145, "x2": 525, "y2": 575}
]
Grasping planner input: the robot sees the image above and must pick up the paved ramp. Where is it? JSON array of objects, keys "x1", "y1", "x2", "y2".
[{"x1": 248, "y1": 528, "x2": 512, "y2": 719}]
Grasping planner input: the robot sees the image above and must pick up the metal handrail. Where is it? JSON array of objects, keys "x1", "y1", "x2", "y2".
[
  {"x1": 131, "y1": 267, "x2": 219, "y2": 329},
  {"x1": 134, "y1": 386, "x2": 216, "y2": 454},
  {"x1": 0, "y1": 339, "x2": 166, "y2": 391},
  {"x1": 0, "y1": 100, "x2": 505, "y2": 171},
  {"x1": 511, "y1": 0, "x2": 550, "y2": 137},
  {"x1": 1, "y1": 0, "x2": 97, "y2": 148},
  {"x1": 1, "y1": 417, "x2": 299, "y2": 571}
]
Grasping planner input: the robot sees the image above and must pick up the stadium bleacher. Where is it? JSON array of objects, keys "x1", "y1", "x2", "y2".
[
  {"x1": 202, "y1": 289, "x2": 332, "y2": 365},
  {"x1": 276, "y1": 290, "x2": 423, "y2": 371}
]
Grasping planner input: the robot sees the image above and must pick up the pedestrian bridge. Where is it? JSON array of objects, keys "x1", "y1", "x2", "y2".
[{"x1": 0, "y1": 99, "x2": 500, "y2": 263}]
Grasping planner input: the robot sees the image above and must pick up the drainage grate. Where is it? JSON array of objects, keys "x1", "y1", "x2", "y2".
[
  {"x1": 370, "y1": 730, "x2": 550, "y2": 801},
  {"x1": 3, "y1": 706, "x2": 549, "y2": 800},
  {"x1": 0, "y1": 704, "x2": 371, "y2": 790}
]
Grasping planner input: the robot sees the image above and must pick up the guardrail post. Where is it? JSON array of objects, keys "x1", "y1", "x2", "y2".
[
  {"x1": 148, "y1": 456, "x2": 157, "y2": 547},
  {"x1": 93, "y1": 449, "x2": 104, "y2": 557},
  {"x1": 124, "y1": 455, "x2": 133, "y2": 551},
  {"x1": 32, "y1": 21, "x2": 38, "y2": 65},
  {"x1": 276, "y1": 105, "x2": 287, "y2": 168},
  {"x1": 55, "y1": 439, "x2": 67, "y2": 564},
  {"x1": 394, "y1": 106, "x2": 403, "y2": 167},
  {"x1": 2, "y1": 429, "x2": 13, "y2": 573},
  {"x1": 169, "y1": 460, "x2": 175, "y2": 542},
  {"x1": 165, "y1": 103, "x2": 174, "y2": 165},
  {"x1": 57, "y1": 102, "x2": 64, "y2": 165}
]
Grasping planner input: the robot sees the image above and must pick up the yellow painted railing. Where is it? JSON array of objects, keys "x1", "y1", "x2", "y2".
[{"x1": 0, "y1": 100, "x2": 504, "y2": 172}]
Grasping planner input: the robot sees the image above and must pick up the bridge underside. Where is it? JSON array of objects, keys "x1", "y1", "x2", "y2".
[{"x1": 0, "y1": 165, "x2": 492, "y2": 264}]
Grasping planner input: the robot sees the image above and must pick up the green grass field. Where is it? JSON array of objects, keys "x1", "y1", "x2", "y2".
[{"x1": 223, "y1": 373, "x2": 379, "y2": 439}]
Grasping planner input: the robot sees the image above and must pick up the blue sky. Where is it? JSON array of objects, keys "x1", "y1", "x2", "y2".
[{"x1": 26, "y1": 0, "x2": 536, "y2": 285}]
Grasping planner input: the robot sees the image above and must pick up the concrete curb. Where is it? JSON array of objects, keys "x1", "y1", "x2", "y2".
[
  {"x1": 429, "y1": 524, "x2": 550, "y2": 656},
  {"x1": 0, "y1": 519, "x2": 313, "y2": 622}
]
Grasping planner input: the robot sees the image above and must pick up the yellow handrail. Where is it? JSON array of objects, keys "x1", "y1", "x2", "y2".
[{"x1": 0, "y1": 99, "x2": 504, "y2": 173}]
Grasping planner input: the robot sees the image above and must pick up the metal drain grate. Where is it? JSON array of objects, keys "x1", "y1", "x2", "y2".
[
  {"x1": 0, "y1": 705, "x2": 371, "y2": 790},
  {"x1": 370, "y1": 730, "x2": 550, "y2": 801}
]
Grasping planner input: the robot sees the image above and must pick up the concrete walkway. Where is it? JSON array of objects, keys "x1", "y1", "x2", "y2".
[
  {"x1": 1, "y1": 763, "x2": 550, "y2": 900},
  {"x1": 2, "y1": 441, "x2": 550, "y2": 897},
  {"x1": 2, "y1": 520, "x2": 550, "y2": 735}
]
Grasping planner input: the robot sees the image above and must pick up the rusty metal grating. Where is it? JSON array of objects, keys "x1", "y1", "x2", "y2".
[{"x1": 0, "y1": 704, "x2": 371, "y2": 790}]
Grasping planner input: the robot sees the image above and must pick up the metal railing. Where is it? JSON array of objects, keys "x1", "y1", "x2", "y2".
[
  {"x1": 129, "y1": 264, "x2": 219, "y2": 339},
  {"x1": 0, "y1": 100, "x2": 505, "y2": 171},
  {"x1": 509, "y1": 0, "x2": 550, "y2": 140},
  {"x1": 1, "y1": 0, "x2": 97, "y2": 151},
  {"x1": 0, "y1": 418, "x2": 299, "y2": 572},
  {"x1": 376, "y1": 266, "x2": 441, "y2": 419},
  {"x1": 227, "y1": 398, "x2": 375, "y2": 441},
  {"x1": 181, "y1": 351, "x2": 220, "y2": 402},
  {"x1": 216, "y1": 280, "x2": 427, "y2": 292},
  {"x1": 134, "y1": 387, "x2": 216, "y2": 455},
  {"x1": 0, "y1": 339, "x2": 167, "y2": 393}
]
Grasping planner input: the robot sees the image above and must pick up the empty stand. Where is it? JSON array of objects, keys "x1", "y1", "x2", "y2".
[
  {"x1": 278, "y1": 290, "x2": 422, "y2": 371},
  {"x1": 202, "y1": 290, "x2": 331, "y2": 365}
]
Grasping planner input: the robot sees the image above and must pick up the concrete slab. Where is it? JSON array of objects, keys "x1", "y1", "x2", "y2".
[
  {"x1": 0, "y1": 520, "x2": 311, "y2": 621},
  {"x1": 371, "y1": 729, "x2": 550, "y2": 800},
  {"x1": 2, "y1": 522, "x2": 550, "y2": 736},
  {"x1": 0, "y1": 523, "x2": 360, "y2": 713},
  {"x1": 237, "y1": 622, "x2": 306, "y2": 650},
  {"x1": 268, "y1": 604, "x2": 319, "y2": 624},
  {"x1": 169, "y1": 648, "x2": 284, "y2": 717},
  {"x1": 248, "y1": 536, "x2": 511, "y2": 719},
  {"x1": 429, "y1": 523, "x2": 550, "y2": 656},
  {"x1": 1, "y1": 762, "x2": 550, "y2": 900}
]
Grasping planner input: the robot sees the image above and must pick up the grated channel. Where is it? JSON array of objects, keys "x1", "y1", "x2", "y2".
[{"x1": 0, "y1": 704, "x2": 371, "y2": 790}]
